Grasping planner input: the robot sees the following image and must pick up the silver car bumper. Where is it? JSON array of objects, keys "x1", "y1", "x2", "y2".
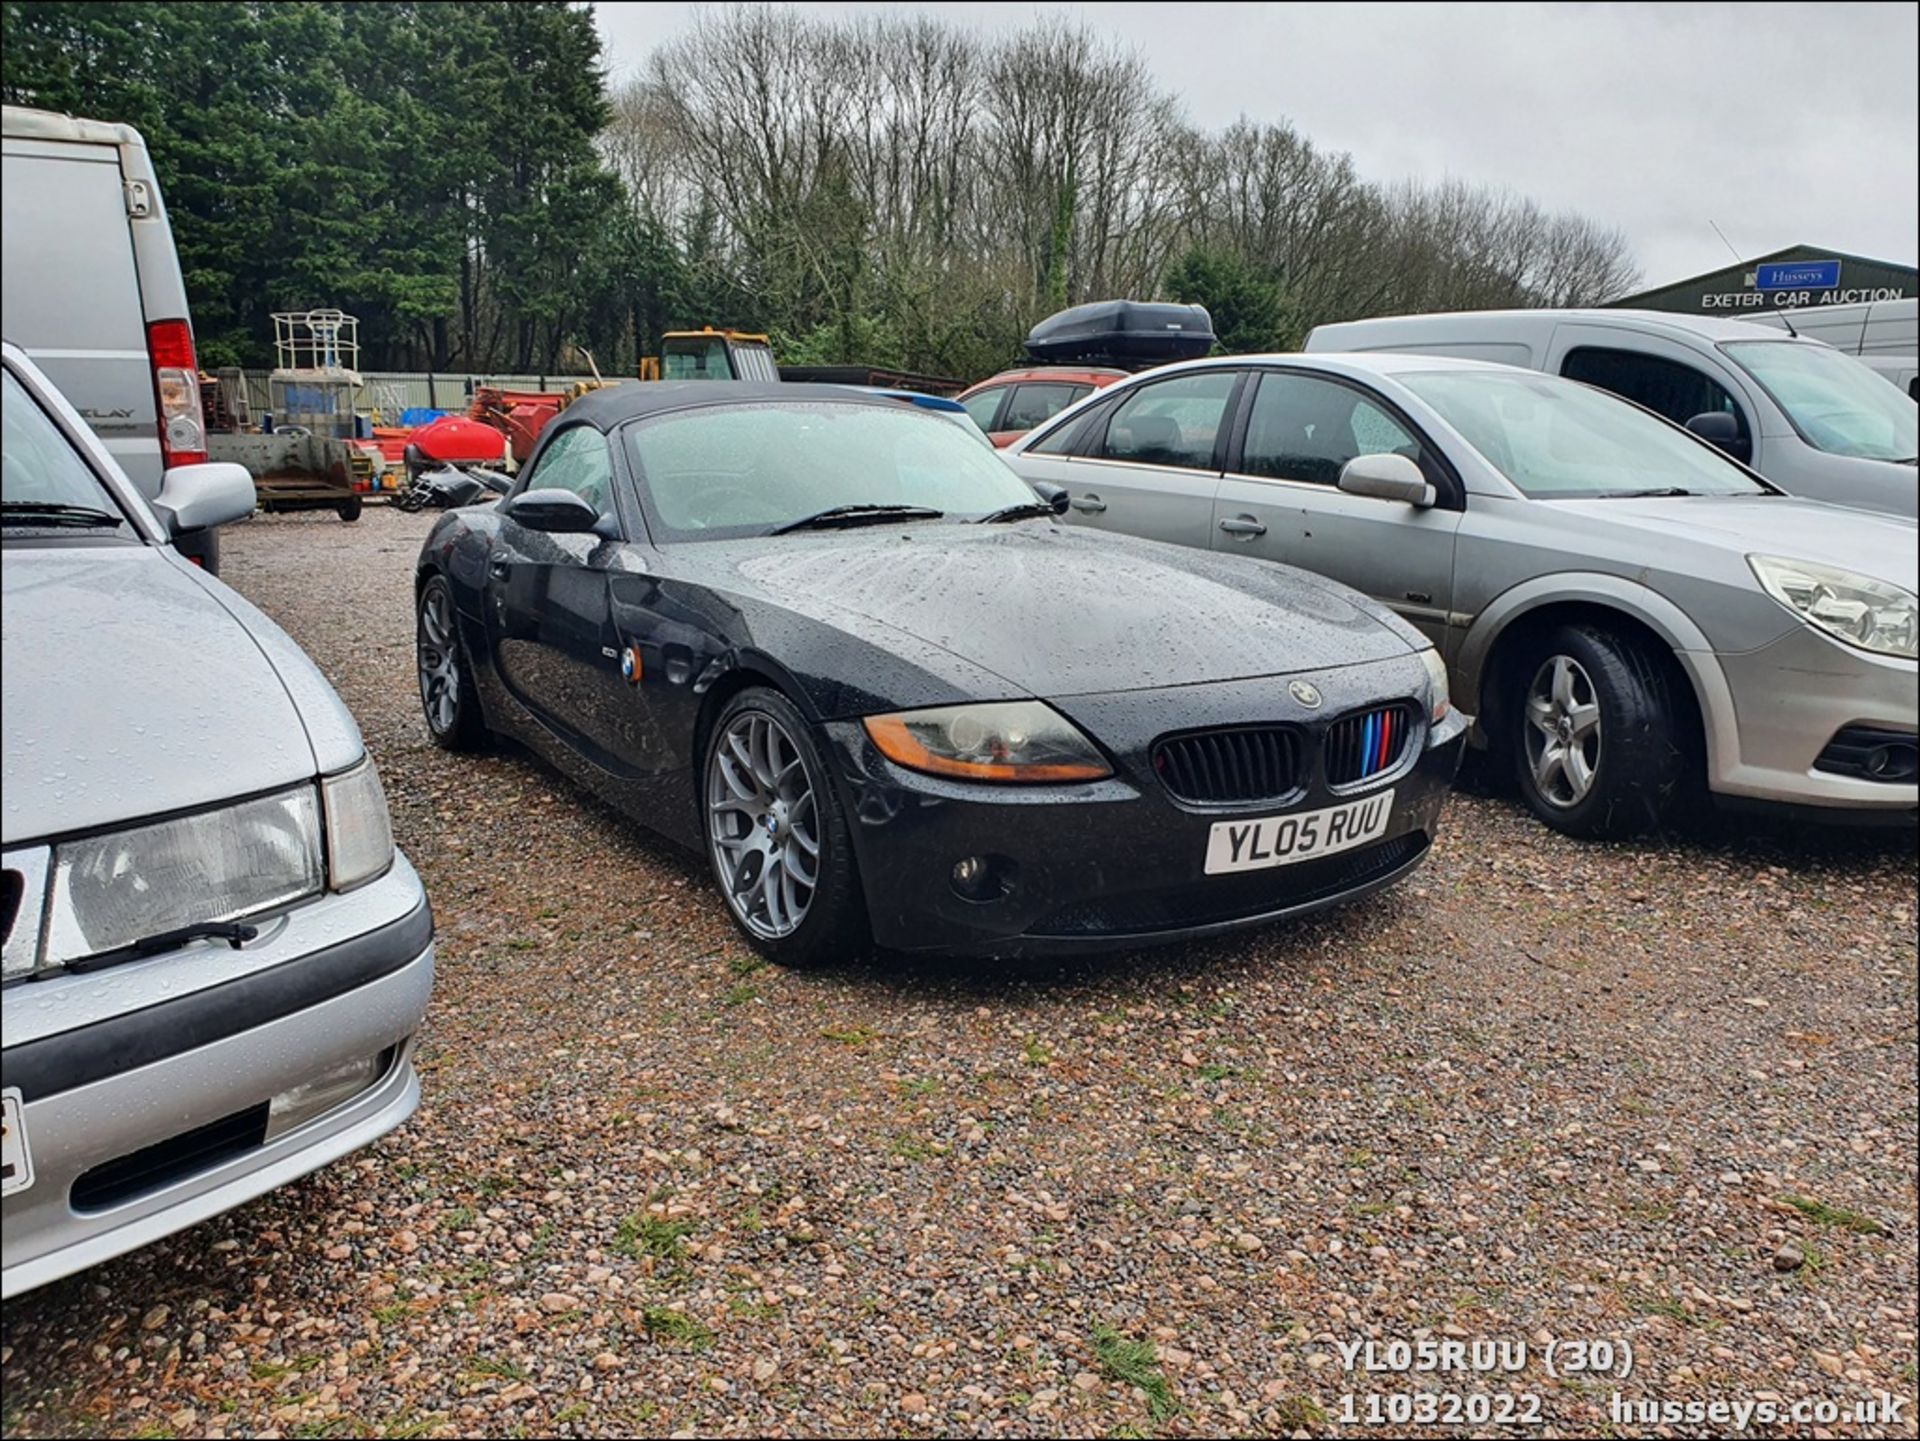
[
  {"x1": 1700, "y1": 626, "x2": 1918, "y2": 812},
  {"x1": 1, "y1": 862, "x2": 434, "y2": 1299}
]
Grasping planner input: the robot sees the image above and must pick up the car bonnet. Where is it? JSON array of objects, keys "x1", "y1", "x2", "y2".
[{"x1": 1, "y1": 548, "x2": 335, "y2": 844}]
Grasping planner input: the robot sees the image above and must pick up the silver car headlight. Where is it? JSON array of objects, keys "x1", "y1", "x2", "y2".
[
  {"x1": 321, "y1": 756, "x2": 395, "y2": 891},
  {"x1": 43, "y1": 787, "x2": 324, "y2": 968},
  {"x1": 1748, "y1": 555, "x2": 1918, "y2": 659},
  {"x1": 1418, "y1": 646, "x2": 1451, "y2": 721}
]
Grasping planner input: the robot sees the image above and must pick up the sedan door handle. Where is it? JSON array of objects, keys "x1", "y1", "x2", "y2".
[
  {"x1": 1218, "y1": 515, "x2": 1267, "y2": 537},
  {"x1": 1069, "y1": 495, "x2": 1107, "y2": 514}
]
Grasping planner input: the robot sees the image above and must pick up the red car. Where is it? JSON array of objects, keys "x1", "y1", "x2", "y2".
[{"x1": 956, "y1": 366, "x2": 1128, "y2": 448}]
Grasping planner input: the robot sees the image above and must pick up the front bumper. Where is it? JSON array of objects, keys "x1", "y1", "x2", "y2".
[
  {"x1": 1698, "y1": 625, "x2": 1918, "y2": 815},
  {"x1": 825, "y1": 663, "x2": 1468, "y2": 957},
  {"x1": 1, "y1": 864, "x2": 434, "y2": 1299}
]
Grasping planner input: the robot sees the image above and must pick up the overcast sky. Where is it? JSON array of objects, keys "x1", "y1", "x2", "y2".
[{"x1": 593, "y1": 1, "x2": 1919, "y2": 291}]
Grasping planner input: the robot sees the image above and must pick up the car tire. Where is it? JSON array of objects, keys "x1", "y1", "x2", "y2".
[
  {"x1": 1510, "y1": 624, "x2": 1682, "y2": 839},
  {"x1": 417, "y1": 574, "x2": 488, "y2": 751},
  {"x1": 702, "y1": 687, "x2": 867, "y2": 968},
  {"x1": 337, "y1": 493, "x2": 363, "y2": 522}
]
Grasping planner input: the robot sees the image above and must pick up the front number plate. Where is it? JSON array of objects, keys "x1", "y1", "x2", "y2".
[
  {"x1": 1204, "y1": 791, "x2": 1395, "y2": 875},
  {"x1": 1, "y1": 1087, "x2": 32, "y2": 1198}
]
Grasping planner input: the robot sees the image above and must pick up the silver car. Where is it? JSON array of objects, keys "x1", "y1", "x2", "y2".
[
  {"x1": 1, "y1": 343, "x2": 433, "y2": 1297},
  {"x1": 1008, "y1": 353, "x2": 1918, "y2": 837}
]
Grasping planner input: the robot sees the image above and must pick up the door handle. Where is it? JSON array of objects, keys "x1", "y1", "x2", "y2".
[
  {"x1": 1069, "y1": 494, "x2": 1107, "y2": 514},
  {"x1": 1218, "y1": 515, "x2": 1267, "y2": 538},
  {"x1": 489, "y1": 558, "x2": 511, "y2": 581}
]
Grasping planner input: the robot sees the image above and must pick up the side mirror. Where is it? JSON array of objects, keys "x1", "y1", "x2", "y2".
[
  {"x1": 1684, "y1": 411, "x2": 1752, "y2": 463},
  {"x1": 1337, "y1": 453, "x2": 1435, "y2": 508},
  {"x1": 153, "y1": 461, "x2": 256, "y2": 534},
  {"x1": 504, "y1": 487, "x2": 604, "y2": 533},
  {"x1": 1031, "y1": 481, "x2": 1071, "y2": 515}
]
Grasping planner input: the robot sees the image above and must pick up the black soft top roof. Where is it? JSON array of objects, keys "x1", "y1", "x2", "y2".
[{"x1": 558, "y1": 381, "x2": 904, "y2": 432}]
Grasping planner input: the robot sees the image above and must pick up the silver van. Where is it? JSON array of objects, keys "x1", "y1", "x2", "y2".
[
  {"x1": 2, "y1": 105, "x2": 220, "y2": 566},
  {"x1": 1305, "y1": 309, "x2": 1917, "y2": 519},
  {"x1": 1745, "y1": 298, "x2": 1918, "y2": 398}
]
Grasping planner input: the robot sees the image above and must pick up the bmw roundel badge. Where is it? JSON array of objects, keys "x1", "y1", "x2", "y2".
[
  {"x1": 1289, "y1": 679, "x2": 1322, "y2": 709},
  {"x1": 622, "y1": 645, "x2": 642, "y2": 683}
]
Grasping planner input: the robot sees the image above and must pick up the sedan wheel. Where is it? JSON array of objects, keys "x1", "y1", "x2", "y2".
[
  {"x1": 417, "y1": 575, "x2": 486, "y2": 750},
  {"x1": 1511, "y1": 624, "x2": 1682, "y2": 839},
  {"x1": 702, "y1": 688, "x2": 866, "y2": 966},
  {"x1": 1523, "y1": 654, "x2": 1602, "y2": 808}
]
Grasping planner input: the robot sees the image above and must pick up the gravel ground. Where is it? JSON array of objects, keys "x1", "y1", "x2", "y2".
[{"x1": 3, "y1": 506, "x2": 1915, "y2": 1439}]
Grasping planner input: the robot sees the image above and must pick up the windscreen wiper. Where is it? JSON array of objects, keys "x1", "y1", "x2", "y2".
[
  {"x1": 1595, "y1": 487, "x2": 1697, "y2": 499},
  {"x1": 64, "y1": 921, "x2": 260, "y2": 973},
  {"x1": 770, "y1": 504, "x2": 944, "y2": 535},
  {"x1": 1, "y1": 500, "x2": 123, "y2": 527},
  {"x1": 977, "y1": 501, "x2": 1057, "y2": 523}
]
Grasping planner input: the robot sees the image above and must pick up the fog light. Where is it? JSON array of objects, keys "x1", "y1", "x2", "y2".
[
  {"x1": 265, "y1": 1051, "x2": 384, "y2": 1141},
  {"x1": 952, "y1": 856, "x2": 990, "y2": 896}
]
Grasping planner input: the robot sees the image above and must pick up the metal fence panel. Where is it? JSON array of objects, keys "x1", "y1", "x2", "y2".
[{"x1": 233, "y1": 370, "x2": 627, "y2": 425}]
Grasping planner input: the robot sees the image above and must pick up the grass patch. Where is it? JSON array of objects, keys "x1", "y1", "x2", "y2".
[
  {"x1": 613, "y1": 1213, "x2": 693, "y2": 1262},
  {"x1": 372, "y1": 1301, "x2": 413, "y2": 1326},
  {"x1": 443, "y1": 1205, "x2": 475, "y2": 1230},
  {"x1": 820, "y1": 1024, "x2": 878, "y2": 1047},
  {"x1": 504, "y1": 937, "x2": 539, "y2": 952},
  {"x1": 640, "y1": 1307, "x2": 714, "y2": 1349},
  {"x1": 898, "y1": 1076, "x2": 938, "y2": 1098},
  {"x1": 1273, "y1": 1396, "x2": 1330, "y2": 1430},
  {"x1": 889, "y1": 1133, "x2": 931, "y2": 1161},
  {"x1": 1022, "y1": 1035, "x2": 1053, "y2": 1067},
  {"x1": 1781, "y1": 1193, "x2": 1889, "y2": 1236},
  {"x1": 1197, "y1": 1063, "x2": 1238, "y2": 1082},
  {"x1": 722, "y1": 982, "x2": 759, "y2": 1007},
  {"x1": 1091, "y1": 1321, "x2": 1176, "y2": 1421},
  {"x1": 463, "y1": 1354, "x2": 529, "y2": 1382}
]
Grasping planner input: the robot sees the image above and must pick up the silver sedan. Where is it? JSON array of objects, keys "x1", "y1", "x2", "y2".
[
  {"x1": 1, "y1": 343, "x2": 434, "y2": 1297},
  {"x1": 1007, "y1": 353, "x2": 1917, "y2": 838}
]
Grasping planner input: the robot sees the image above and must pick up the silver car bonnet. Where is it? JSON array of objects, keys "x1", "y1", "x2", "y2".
[
  {"x1": 1, "y1": 546, "x2": 339, "y2": 844},
  {"x1": 1550, "y1": 495, "x2": 1919, "y2": 588}
]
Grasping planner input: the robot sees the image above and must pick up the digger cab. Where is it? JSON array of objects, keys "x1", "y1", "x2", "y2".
[{"x1": 650, "y1": 328, "x2": 778, "y2": 382}]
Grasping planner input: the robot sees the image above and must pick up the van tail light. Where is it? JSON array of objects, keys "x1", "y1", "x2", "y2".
[{"x1": 147, "y1": 318, "x2": 208, "y2": 468}]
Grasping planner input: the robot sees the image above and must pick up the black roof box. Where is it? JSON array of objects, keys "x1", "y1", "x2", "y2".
[{"x1": 1023, "y1": 300, "x2": 1215, "y2": 367}]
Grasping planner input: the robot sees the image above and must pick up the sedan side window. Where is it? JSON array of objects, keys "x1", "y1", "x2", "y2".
[
  {"x1": 1560, "y1": 346, "x2": 1747, "y2": 436},
  {"x1": 523, "y1": 425, "x2": 614, "y2": 514},
  {"x1": 1096, "y1": 371, "x2": 1238, "y2": 469},
  {"x1": 1239, "y1": 372, "x2": 1423, "y2": 485}
]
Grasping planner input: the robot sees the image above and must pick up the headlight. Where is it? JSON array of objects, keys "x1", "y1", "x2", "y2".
[
  {"x1": 1749, "y1": 555, "x2": 1918, "y2": 659},
  {"x1": 1418, "y1": 646, "x2": 1451, "y2": 721},
  {"x1": 43, "y1": 787, "x2": 323, "y2": 968},
  {"x1": 321, "y1": 756, "x2": 395, "y2": 890},
  {"x1": 864, "y1": 701, "x2": 1111, "y2": 783}
]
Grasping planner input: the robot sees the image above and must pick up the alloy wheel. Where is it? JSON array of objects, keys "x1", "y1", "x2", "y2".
[
  {"x1": 1523, "y1": 654, "x2": 1603, "y2": 808},
  {"x1": 417, "y1": 583, "x2": 460, "y2": 734},
  {"x1": 706, "y1": 710, "x2": 821, "y2": 939}
]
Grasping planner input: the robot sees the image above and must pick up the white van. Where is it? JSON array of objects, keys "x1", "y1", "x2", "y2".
[
  {"x1": 2, "y1": 105, "x2": 219, "y2": 565},
  {"x1": 1744, "y1": 298, "x2": 1918, "y2": 398},
  {"x1": 1304, "y1": 308, "x2": 1917, "y2": 518}
]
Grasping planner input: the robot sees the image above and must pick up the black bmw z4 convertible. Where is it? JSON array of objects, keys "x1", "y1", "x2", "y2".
[{"x1": 414, "y1": 383, "x2": 1467, "y2": 965}]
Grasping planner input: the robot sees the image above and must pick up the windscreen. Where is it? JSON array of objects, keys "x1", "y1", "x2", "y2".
[
  {"x1": 625, "y1": 401, "x2": 1037, "y2": 540},
  {"x1": 1722, "y1": 341, "x2": 1918, "y2": 463},
  {"x1": 1400, "y1": 369, "x2": 1769, "y2": 498}
]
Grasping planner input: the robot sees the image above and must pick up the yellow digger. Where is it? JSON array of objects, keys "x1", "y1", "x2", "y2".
[{"x1": 639, "y1": 328, "x2": 779, "y2": 382}]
